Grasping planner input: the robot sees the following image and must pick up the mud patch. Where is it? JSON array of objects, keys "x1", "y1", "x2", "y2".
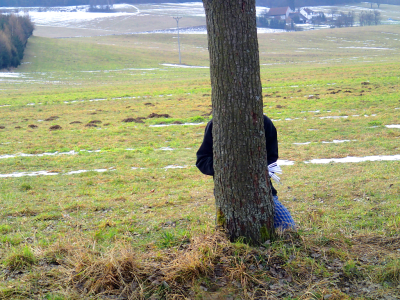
[
  {"x1": 0, "y1": 126, "x2": 5, "y2": 129},
  {"x1": 28, "y1": 124, "x2": 38, "y2": 128},
  {"x1": 49, "y1": 125, "x2": 62, "y2": 130},
  {"x1": 45, "y1": 116, "x2": 59, "y2": 121},
  {"x1": 88, "y1": 120, "x2": 102, "y2": 124},
  {"x1": 85, "y1": 123, "x2": 97, "y2": 128},
  {"x1": 144, "y1": 103, "x2": 155, "y2": 106},
  {"x1": 70, "y1": 121, "x2": 82, "y2": 124},
  {"x1": 15, "y1": 126, "x2": 22, "y2": 129},
  {"x1": 148, "y1": 113, "x2": 171, "y2": 118},
  {"x1": 122, "y1": 117, "x2": 145, "y2": 123}
]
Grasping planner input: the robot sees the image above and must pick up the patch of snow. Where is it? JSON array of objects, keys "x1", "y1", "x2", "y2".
[
  {"x1": 89, "y1": 98, "x2": 107, "y2": 102},
  {"x1": 386, "y1": 125, "x2": 400, "y2": 129},
  {"x1": 305, "y1": 155, "x2": 400, "y2": 164},
  {"x1": 320, "y1": 116, "x2": 348, "y2": 119},
  {"x1": 0, "y1": 150, "x2": 79, "y2": 159},
  {"x1": 0, "y1": 72, "x2": 23, "y2": 78},
  {"x1": 161, "y1": 63, "x2": 209, "y2": 69},
  {"x1": 164, "y1": 165, "x2": 187, "y2": 169},
  {"x1": 158, "y1": 147, "x2": 174, "y2": 151},
  {"x1": 338, "y1": 47, "x2": 394, "y2": 50},
  {"x1": 149, "y1": 122, "x2": 205, "y2": 128},
  {"x1": 64, "y1": 168, "x2": 110, "y2": 175},
  {"x1": 257, "y1": 28, "x2": 286, "y2": 33},
  {"x1": 277, "y1": 160, "x2": 295, "y2": 166},
  {"x1": 322, "y1": 139, "x2": 353, "y2": 144},
  {"x1": 0, "y1": 150, "x2": 104, "y2": 160},
  {"x1": 0, "y1": 171, "x2": 59, "y2": 178},
  {"x1": 12, "y1": 5, "x2": 141, "y2": 28},
  {"x1": 139, "y1": 26, "x2": 207, "y2": 34}
]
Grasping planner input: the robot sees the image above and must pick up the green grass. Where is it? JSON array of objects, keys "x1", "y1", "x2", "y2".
[{"x1": 0, "y1": 23, "x2": 400, "y2": 299}]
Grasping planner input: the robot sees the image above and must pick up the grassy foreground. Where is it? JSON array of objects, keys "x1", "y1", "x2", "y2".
[{"x1": 0, "y1": 24, "x2": 400, "y2": 299}]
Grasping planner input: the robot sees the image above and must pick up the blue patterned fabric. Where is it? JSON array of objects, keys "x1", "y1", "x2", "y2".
[{"x1": 273, "y1": 195, "x2": 296, "y2": 230}]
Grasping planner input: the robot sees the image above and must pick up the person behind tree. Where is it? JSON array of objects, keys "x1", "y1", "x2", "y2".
[{"x1": 196, "y1": 115, "x2": 295, "y2": 230}]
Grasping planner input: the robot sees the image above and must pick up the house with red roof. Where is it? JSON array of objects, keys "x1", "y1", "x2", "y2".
[{"x1": 266, "y1": 7, "x2": 292, "y2": 20}]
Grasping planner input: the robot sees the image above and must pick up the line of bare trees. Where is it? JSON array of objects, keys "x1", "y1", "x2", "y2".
[
  {"x1": 1, "y1": 0, "x2": 400, "y2": 7},
  {"x1": 331, "y1": 10, "x2": 381, "y2": 27},
  {"x1": 0, "y1": 14, "x2": 34, "y2": 69},
  {"x1": 88, "y1": 0, "x2": 114, "y2": 12},
  {"x1": 258, "y1": 0, "x2": 400, "y2": 7}
]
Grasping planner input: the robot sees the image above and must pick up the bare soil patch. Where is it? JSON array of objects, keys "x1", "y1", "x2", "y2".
[
  {"x1": 45, "y1": 116, "x2": 59, "y2": 121},
  {"x1": 148, "y1": 113, "x2": 171, "y2": 118},
  {"x1": 122, "y1": 117, "x2": 145, "y2": 123},
  {"x1": 49, "y1": 125, "x2": 62, "y2": 130}
]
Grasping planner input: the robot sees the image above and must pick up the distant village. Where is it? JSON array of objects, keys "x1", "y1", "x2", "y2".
[{"x1": 257, "y1": 6, "x2": 381, "y2": 30}]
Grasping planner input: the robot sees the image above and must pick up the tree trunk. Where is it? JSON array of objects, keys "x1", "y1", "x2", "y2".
[{"x1": 203, "y1": 0, "x2": 275, "y2": 244}]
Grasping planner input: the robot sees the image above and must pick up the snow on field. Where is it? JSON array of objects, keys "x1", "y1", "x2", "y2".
[
  {"x1": 160, "y1": 63, "x2": 209, "y2": 68},
  {"x1": 0, "y1": 73, "x2": 23, "y2": 78},
  {"x1": 141, "y1": 26, "x2": 284, "y2": 35},
  {"x1": 137, "y1": 2, "x2": 205, "y2": 17},
  {"x1": 306, "y1": 155, "x2": 400, "y2": 164},
  {"x1": 338, "y1": 47, "x2": 395, "y2": 50},
  {"x1": 5, "y1": 154, "x2": 400, "y2": 177},
  {"x1": 2, "y1": 3, "x2": 273, "y2": 32},
  {"x1": 8, "y1": 5, "x2": 140, "y2": 28}
]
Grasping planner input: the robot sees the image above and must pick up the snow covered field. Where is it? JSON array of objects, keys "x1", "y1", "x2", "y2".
[
  {"x1": 2, "y1": 3, "x2": 284, "y2": 37},
  {"x1": 2, "y1": 2, "x2": 399, "y2": 38}
]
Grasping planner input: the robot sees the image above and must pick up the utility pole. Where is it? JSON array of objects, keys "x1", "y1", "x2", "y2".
[{"x1": 173, "y1": 17, "x2": 182, "y2": 64}]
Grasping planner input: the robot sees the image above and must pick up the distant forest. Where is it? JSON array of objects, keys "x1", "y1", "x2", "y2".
[
  {"x1": 1, "y1": 0, "x2": 400, "y2": 8},
  {"x1": 0, "y1": 14, "x2": 33, "y2": 69}
]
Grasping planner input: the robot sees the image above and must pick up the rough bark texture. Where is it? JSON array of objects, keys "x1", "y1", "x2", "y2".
[{"x1": 203, "y1": 0, "x2": 275, "y2": 244}]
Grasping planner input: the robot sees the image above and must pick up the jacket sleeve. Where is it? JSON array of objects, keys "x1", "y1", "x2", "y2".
[
  {"x1": 264, "y1": 115, "x2": 279, "y2": 165},
  {"x1": 196, "y1": 121, "x2": 214, "y2": 176}
]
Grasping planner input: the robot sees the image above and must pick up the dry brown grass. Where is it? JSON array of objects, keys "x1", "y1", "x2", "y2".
[{"x1": 1, "y1": 230, "x2": 400, "y2": 299}]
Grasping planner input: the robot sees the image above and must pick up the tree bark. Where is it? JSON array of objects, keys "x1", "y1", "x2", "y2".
[{"x1": 203, "y1": 0, "x2": 275, "y2": 244}]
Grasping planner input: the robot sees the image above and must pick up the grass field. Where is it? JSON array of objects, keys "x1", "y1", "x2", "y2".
[{"x1": 0, "y1": 21, "x2": 400, "y2": 299}]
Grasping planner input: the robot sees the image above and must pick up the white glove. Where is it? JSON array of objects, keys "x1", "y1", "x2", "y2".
[{"x1": 268, "y1": 162, "x2": 282, "y2": 184}]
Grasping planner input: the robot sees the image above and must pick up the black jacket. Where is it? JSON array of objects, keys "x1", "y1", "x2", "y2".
[{"x1": 196, "y1": 115, "x2": 279, "y2": 196}]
